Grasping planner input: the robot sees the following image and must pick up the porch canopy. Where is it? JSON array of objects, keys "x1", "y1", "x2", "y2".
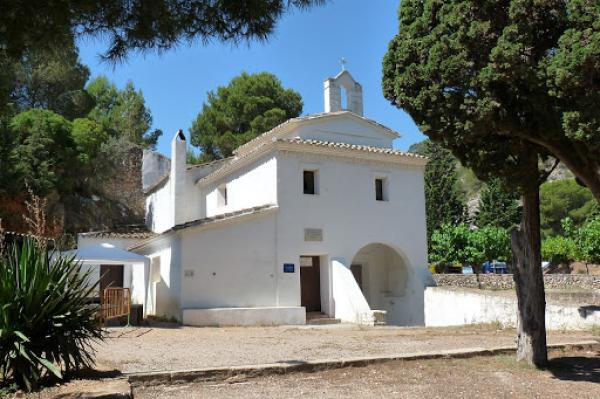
[{"x1": 62, "y1": 243, "x2": 149, "y2": 266}]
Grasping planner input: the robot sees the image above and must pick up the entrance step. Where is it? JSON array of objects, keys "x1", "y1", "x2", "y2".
[{"x1": 306, "y1": 312, "x2": 341, "y2": 325}]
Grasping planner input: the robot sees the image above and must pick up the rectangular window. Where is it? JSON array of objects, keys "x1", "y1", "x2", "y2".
[
  {"x1": 303, "y1": 170, "x2": 316, "y2": 195},
  {"x1": 217, "y1": 184, "x2": 228, "y2": 206},
  {"x1": 375, "y1": 178, "x2": 386, "y2": 201}
]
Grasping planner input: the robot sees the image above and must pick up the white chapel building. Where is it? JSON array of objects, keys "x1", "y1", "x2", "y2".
[{"x1": 77, "y1": 70, "x2": 430, "y2": 326}]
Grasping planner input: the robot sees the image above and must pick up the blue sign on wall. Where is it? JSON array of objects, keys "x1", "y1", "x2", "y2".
[{"x1": 283, "y1": 263, "x2": 295, "y2": 273}]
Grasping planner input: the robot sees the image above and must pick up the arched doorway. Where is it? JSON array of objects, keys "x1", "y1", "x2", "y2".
[{"x1": 350, "y1": 243, "x2": 411, "y2": 325}]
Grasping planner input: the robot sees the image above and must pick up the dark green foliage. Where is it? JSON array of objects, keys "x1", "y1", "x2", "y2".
[
  {"x1": 11, "y1": 45, "x2": 94, "y2": 120},
  {"x1": 0, "y1": 240, "x2": 103, "y2": 391},
  {"x1": 190, "y1": 72, "x2": 303, "y2": 161},
  {"x1": 382, "y1": 0, "x2": 600, "y2": 200},
  {"x1": 0, "y1": 1, "x2": 326, "y2": 62},
  {"x1": 540, "y1": 179, "x2": 597, "y2": 237},
  {"x1": 477, "y1": 178, "x2": 521, "y2": 229},
  {"x1": 87, "y1": 77, "x2": 162, "y2": 149},
  {"x1": 10, "y1": 109, "x2": 78, "y2": 195},
  {"x1": 71, "y1": 118, "x2": 110, "y2": 166},
  {"x1": 411, "y1": 140, "x2": 466, "y2": 247},
  {"x1": 383, "y1": 0, "x2": 553, "y2": 192}
]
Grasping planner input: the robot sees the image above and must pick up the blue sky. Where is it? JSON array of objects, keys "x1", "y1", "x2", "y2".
[{"x1": 77, "y1": 0, "x2": 424, "y2": 156}]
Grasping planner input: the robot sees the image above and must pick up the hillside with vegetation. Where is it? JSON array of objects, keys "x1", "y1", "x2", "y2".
[{"x1": 0, "y1": 43, "x2": 160, "y2": 241}]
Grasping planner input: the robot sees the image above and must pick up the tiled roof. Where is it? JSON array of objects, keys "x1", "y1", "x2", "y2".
[
  {"x1": 276, "y1": 138, "x2": 428, "y2": 160},
  {"x1": 186, "y1": 157, "x2": 232, "y2": 170},
  {"x1": 128, "y1": 205, "x2": 277, "y2": 250},
  {"x1": 171, "y1": 204, "x2": 276, "y2": 232},
  {"x1": 79, "y1": 225, "x2": 156, "y2": 240},
  {"x1": 233, "y1": 111, "x2": 401, "y2": 156}
]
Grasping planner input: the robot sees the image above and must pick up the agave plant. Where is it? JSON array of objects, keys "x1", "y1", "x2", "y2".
[{"x1": 0, "y1": 239, "x2": 103, "y2": 391}]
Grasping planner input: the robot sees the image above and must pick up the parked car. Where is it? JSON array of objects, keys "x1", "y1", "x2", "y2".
[{"x1": 482, "y1": 261, "x2": 508, "y2": 274}]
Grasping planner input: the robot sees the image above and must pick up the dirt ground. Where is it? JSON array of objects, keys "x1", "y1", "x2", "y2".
[
  {"x1": 134, "y1": 349, "x2": 600, "y2": 399},
  {"x1": 93, "y1": 324, "x2": 597, "y2": 373}
]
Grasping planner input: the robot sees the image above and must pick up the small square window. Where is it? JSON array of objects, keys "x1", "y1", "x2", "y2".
[
  {"x1": 375, "y1": 178, "x2": 387, "y2": 201},
  {"x1": 217, "y1": 184, "x2": 228, "y2": 206},
  {"x1": 303, "y1": 170, "x2": 317, "y2": 195}
]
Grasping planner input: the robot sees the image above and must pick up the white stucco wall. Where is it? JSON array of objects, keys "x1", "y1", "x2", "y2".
[
  {"x1": 425, "y1": 287, "x2": 600, "y2": 330},
  {"x1": 183, "y1": 307, "x2": 305, "y2": 326},
  {"x1": 205, "y1": 156, "x2": 277, "y2": 217},
  {"x1": 179, "y1": 211, "x2": 280, "y2": 309},
  {"x1": 134, "y1": 238, "x2": 181, "y2": 320},
  {"x1": 275, "y1": 151, "x2": 429, "y2": 325},
  {"x1": 146, "y1": 180, "x2": 173, "y2": 233}
]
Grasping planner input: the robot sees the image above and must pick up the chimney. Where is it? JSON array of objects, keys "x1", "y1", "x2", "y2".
[{"x1": 170, "y1": 129, "x2": 186, "y2": 226}]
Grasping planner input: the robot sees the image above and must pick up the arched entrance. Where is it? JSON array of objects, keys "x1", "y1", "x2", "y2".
[{"x1": 350, "y1": 243, "x2": 411, "y2": 325}]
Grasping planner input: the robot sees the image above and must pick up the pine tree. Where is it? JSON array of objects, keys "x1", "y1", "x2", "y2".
[
  {"x1": 476, "y1": 178, "x2": 521, "y2": 229},
  {"x1": 411, "y1": 140, "x2": 465, "y2": 248}
]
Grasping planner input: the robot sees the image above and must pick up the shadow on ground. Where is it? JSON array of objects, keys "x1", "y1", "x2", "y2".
[{"x1": 548, "y1": 355, "x2": 600, "y2": 383}]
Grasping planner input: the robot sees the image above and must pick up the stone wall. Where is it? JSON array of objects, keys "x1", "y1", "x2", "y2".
[{"x1": 432, "y1": 274, "x2": 600, "y2": 290}]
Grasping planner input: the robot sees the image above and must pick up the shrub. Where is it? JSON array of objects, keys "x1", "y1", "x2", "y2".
[
  {"x1": 579, "y1": 216, "x2": 600, "y2": 264},
  {"x1": 541, "y1": 236, "x2": 578, "y2": 265},
  {"x1": 0, "y1": 239, "x2": 103, "y2": 391},
  {"x1": 429, "y1": 224, "x2": 511, "y2": 271}
]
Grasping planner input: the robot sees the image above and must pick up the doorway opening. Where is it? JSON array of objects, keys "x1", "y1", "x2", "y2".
[
  {"x1": 300, "y1": 256, "x2": 321, "y2": 312},
  {"x1": 99, "y1": 264, "x2": 124, "y2": 293}
]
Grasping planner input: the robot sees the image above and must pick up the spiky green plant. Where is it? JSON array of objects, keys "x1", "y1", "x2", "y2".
[{"x1": 0, "y1": 239, "x2": 103, "y2": 391}]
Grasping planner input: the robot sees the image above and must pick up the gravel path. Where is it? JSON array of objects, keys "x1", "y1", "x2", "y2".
[{"x1": 92, "y1": 324, "x2": 597, "y2": 373}]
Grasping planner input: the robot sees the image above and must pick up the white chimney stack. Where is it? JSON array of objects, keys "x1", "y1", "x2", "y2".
[{"x1": 170, "y1": 129, "x2": 187, "y2": 226}]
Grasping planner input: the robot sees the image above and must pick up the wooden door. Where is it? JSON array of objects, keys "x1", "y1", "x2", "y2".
[
  {"x1": 100, "y1": 264, "x2": 124, "y2": 293},
  {"x1": 300, "y1": 256, "x2": 321, "y2": 312}
]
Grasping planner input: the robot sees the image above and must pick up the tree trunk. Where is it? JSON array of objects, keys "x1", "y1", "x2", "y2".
[{"x1": 511, "y1": 181, "x2": 547, "y2": 367}]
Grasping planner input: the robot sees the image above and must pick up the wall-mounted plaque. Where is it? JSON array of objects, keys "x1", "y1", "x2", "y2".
[{"x1": 304, "y1": 228, "x2": 323, "y2": 242}]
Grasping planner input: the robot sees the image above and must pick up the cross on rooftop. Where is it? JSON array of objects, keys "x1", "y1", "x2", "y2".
[{"x1": 340, "y1": 57, "x2": 347, "y2": 70}]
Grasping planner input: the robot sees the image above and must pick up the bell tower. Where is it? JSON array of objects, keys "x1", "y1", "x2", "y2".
[{"x1": 323, "y1": 66, "x2": 363, "y2": 116}]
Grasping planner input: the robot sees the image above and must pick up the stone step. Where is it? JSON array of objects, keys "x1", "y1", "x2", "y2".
[{"x1": 306, "y1": 312, "x2": 341, "y2": 325}]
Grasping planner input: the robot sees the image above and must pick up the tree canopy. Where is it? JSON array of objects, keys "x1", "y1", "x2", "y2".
[
  {"x1": 190, "y1": 72, "x2": 303, "y2": 161},
  {"x1": 383, "y1": 0, "x2": 600, "y2": 201},
  {"x1": 0, "y1": 1, "x2": 325, "y2": 62},
  {"x1": 87, "y1": 77, "x2": 162, "y2": 148},
  {"x1": 10, "y1": 109, "x2": 77, "y2": 196},
  {"x1": 0, "y1": 43, "x2": 162, "y2": 232}
]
